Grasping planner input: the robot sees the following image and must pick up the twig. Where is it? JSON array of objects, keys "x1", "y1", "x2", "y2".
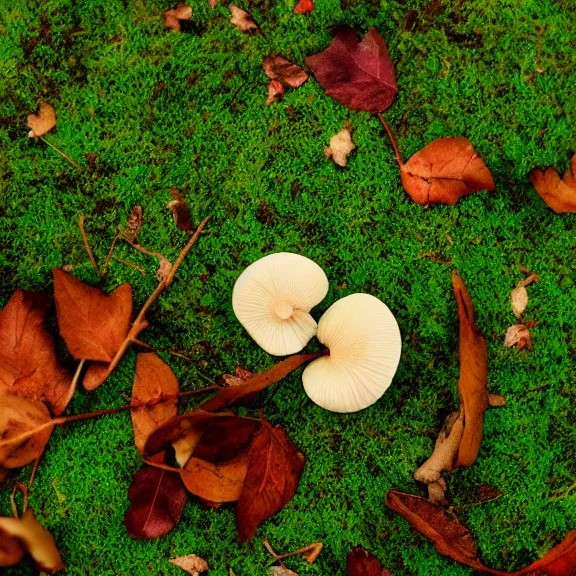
[
  {"x1": 28, "y1": 456, "x2": 42, "y2": 490},
  {"x1": 418, "y1": 252, "x2": 453, "y2": 265},
  {"x1": 132, "y1": 338, "x2": 192, "y2": 361},
  {"x1": 11, "y1": 482, "x2": 28, "y2": 518},
  {"x1": 112, "y1": 256, "x2": 146, "y2": 277},
  {"x1": 40, "y1": 136, "x2": 84, "y2": 171},
  {"x1": 126, "y1": 240, "x2": 168, "y2": 263},
  {"x1": 377, "y1": 113, "x2": 404, "y2": 166},
  {"x1": 79, "y1": 215, "x2": 100, "y2": 275},
  {"x1": 60, "y1": 359, "x2": 85, "y2": 413},
  {"x1": 102, "y1": 230, "x2": 120, "y2": 275}
]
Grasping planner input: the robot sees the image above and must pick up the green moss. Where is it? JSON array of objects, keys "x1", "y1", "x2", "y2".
[{"x1": 1, "y1": 0, "x2": 575, "y2": 574}]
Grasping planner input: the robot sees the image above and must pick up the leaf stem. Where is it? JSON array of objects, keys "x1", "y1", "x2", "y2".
[
  {"x1": 112, "y1": 256, "x2": 146, "y2": 277},
  {"x1": 79, "y1": 215, "x2": 100, "y2": 275},
  {"x1": 377, "y1": 113, "x2": 404, "y2": 166},
  {"x1": 61, "y1": 359, "x2": 85, "y2": 413},
  {"x1": 40, "y1": 136, "x2": 84, "y2": 171},
  {"x1": 11, "y1": 482, "x2": 28, "y2": 519}
]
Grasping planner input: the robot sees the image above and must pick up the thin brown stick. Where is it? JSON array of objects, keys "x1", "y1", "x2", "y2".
[
  {"x1": 112, "y1": 256, "x2": 146, "y2": 277},
  {"x1": 418, "y1": 252, "x2": 453, "y2": 265},
  {"x1": 11, "y1": 482, "x2": 28, "y2": 518},
  {"x1": 79, "y1": 215, "x2": 100, "y2": 274},
  {"x1": 377, "y1": 113, "x2": 404, "y2": 166},
  {"x1": 132, "y1": 338, "x2": 192, "y2": 361},
  {"x1": 102, "y1": 230, "x2": 120, "y2": 275},
  {"x1": 28, "y1": 456, "x2": 42, "y2": 490},
  {"x1": 126, "y1": 240, "x2": 167, "y2": 262},
  {"x1": 40, "y1": 136, "x2": 84, "y2": 171},
  {"x1": 60, "y1": 359, "x2": 85, "y2": 413}
]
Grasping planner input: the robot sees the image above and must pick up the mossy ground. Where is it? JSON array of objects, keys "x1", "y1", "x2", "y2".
[{"x1": 1, "y1": 0, "x2": 575, "y2": 574}]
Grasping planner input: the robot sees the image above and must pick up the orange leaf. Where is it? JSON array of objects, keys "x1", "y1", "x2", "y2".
[
  {"x1": 0, "y1": 528, "x2": 25, "y2": 567},
  {"x1": 529, "y1": 156, "x2": 576, "y2": 213},
  {"x1": 400, "y1": 137, "x2": 495, "y2": 205},
  {"x1": 294, "y1": 0, "x2": 314, "y2": 13},
  {"x1": 27, "y1": 103, "x2": 56, "y2": 138},
  {"x1": 516, "y1": 530, "x2": 576, "y2": 575}
]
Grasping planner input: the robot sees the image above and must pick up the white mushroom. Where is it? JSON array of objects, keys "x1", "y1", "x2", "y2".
[
  {"x1": 302, "y1": 293, "x2": 401, "y2": 413},
  {"x1": 232, "y1": 253, "x2": 329, "y2": 356}
]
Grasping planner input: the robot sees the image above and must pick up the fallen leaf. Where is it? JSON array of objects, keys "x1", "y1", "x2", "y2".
[
  {"x1": 325, "y1": 126, "x2": 355, "y2": 167},
  {"x1": 0, "y1": 508, "x2": 64, "y2": 573},
  {"x1": 0, "y1": 528, "x2": 25, "y2": 567},
  {"x1": 220, "y1": 366, "x2": 254, "y2": 387},
  {"x1": 301, "y1": 542, "x2": 323, "y2": 564},
  {"x1": 0, "y1": 290, "x2": 72, "y2": 415},
  {"x1": 53, "y1": 269, "x2": 134, "y2": 388},
  {"x1": 306, "y1": 26, "x2": 397, "y2": 113},
  {"x1": 347, "y1": 546, "x2": 394, "y2": 576},
  {"x1": 27, "y1": 103, "x2": 56, "y2": 138},
  {"x1": 516, "y1": 530, "x2": 576, "y2": 575},
  {"x1": 452, "y1": 271, "x2": 489, "y2": 468},
  {"x1": 0, "y1": 395, "x2": 54, "y2": 469},
  {"x1": 263, "y1": 55, "x2": 309, "y2": 89},
  {"x1": 511, "y1": 285, "x2": 528, "y2": 318},
  {"x1": 167, "y1": 189, "x2": 194, "y2": 232},
  {"x1": 504, "y1": 322, "x2": 538, "y2": 350},
  {"x1": 81, "y1": 362, "x2": 112, "y2": 392},
  {"x1": 237, "y1": 419, "x2": 304, "y2": 541},
  {"x1": 529, "y1": 155, "x2": 576, "y2": 213},
  {"x1": 266, "y1": 80, "x2": 285, "y2": 106},
  {"x1": 170, "y1": 554, "x2": 208, "y2": 575},
  {"x1": 0, "y1": 467, "x2": 7, "y2": 485},
  {"x1": 400, "y1": 138, "x2": 495, "y2": 205},
  {"x1": 230, "y1": 5, "x2": 258, "y2": 32},
  {"x1": 164, "y1": 4, "x2": 193, "y2": 31},
  {"x1": 124, "y1": 465, "x2": 187, "y2": 539},
  {"x1": 294, "y1": 0, "x2": 314, "y2": 13},
  {"x1": 120, "y1": 205, "x2": 143, "y2": 242},
  {"x1": 270, "y1": 567, "x2": 298, "y2": 576},
  {"x1": 131, "y1": 353, "x2": 179, "y2": 453},
  {"x1": 488, "y1": 394, "x2": 506, "y2": 407},
  {"x1": 519, "y1": 271, "x2": 540, "y2": 288}
]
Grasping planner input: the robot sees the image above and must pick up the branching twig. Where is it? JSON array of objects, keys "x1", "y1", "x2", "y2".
[{"x1": 79, "y1": 215, "x2": 100, "y2": 275}]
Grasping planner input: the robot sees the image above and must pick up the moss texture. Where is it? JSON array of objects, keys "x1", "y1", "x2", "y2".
[{"x1": 0, "y1": 0, "x2": 575, "y2": 574}]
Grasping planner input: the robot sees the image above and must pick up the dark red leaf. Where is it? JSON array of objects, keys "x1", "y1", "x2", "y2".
[
  {"x1": 347, "y1": 547, "x2": 394, "y2": 576},
  {"x1": 167, "y1": 189, "x2": 194, "y2": 232},
  {"x1": 516, "y1": 530, "x2": 576, "y2": 575},
  {"x1": 306, "y1": 26, "x2": 397, "y2": 113},
  {"x1": 237, "y1": 420, "x2": 304, "y2": 541}
]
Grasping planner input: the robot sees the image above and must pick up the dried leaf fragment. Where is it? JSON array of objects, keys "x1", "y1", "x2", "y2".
[
  {"x1": 511, "y1": 285, "x2": 528, "y2": 318},
  {"x1": 164, "y1": 4, "x2": 193, "y2": 31},
  {"x1": 230, "y1": 5, "x2": 258, "y2": 32},
  {"x1": 170, "y1": 554, "x2": 208, "y2": 575},
  {"x1": 529, "y1": 155, "x2": 576, "y2": 213},
  {"x1": 504, "y1": 322, "x2": 538, "y2": 350},
  {"x1": 325, "y1": 126, "x2": 355, "y2": 167},
  {"x1": 270, "y1": 567, "x2": 298, "y2": 576},
  {"x1": 294, "y1": 0, "x2": 314, "y2": 13},
  {"x1": 347, "y1": 547, "x2": 394, "y2": 576},
  {"x1": 167, "y1": 189, "x2": 194, "y2": 232},
  {"x1": 263, "y1": 55, "x2": 308, "y2": 89},
  {"x1": 266, "y1": 80, "x2": 285, "y2": 106},
  {"x1": 401, "y1": 138, "x2": 495, "y2": 205},
  {"x1": 27, "y1": 103, "x2": 56, "y2": 138},
  {"x1": 120, "y1": 205, "x2": 143, "y2": 242}
]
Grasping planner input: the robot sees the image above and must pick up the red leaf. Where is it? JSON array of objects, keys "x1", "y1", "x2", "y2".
[
  {"x1": 131, "y1": 353, "x2": 179, "y2": 453},
  {"x1": 294, "y1": 0, "x2": 314, "y2": 14},
  {"x1": 306, "y1": 26, "x2": 397, "y2": 113},
  {"x1": 263, "y1": 55, "x2": 309, "y2": 89},
  {"x1": 529, "y1": 155, "x2": 576, "y2": 213},
  {"x1": 237, "y1": 420, "x2": 304, "y2": 541},
  {"x1": 517, "y1": 530, "x2": 576, "y2": 575},
  {"x1": 124, "y1": 465, "x2": 187, "y2": 539},
  {"x1": 400, "y1": 137, "x2": 495, "y2": 205},
  {"x1": 347, "y1": 547, "x2": 394, "y2": 576},
  {"x1": 0, "y1": 290, "x2": 72, "y2": 415}
]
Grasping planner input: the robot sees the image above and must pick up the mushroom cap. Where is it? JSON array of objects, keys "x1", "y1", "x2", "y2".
[
  {"x1": 302, "y1": 293, "x2": 402, "y2": 413},
  {"x1": 232, "y1": 253, "x2": 329, "y2": 356}
]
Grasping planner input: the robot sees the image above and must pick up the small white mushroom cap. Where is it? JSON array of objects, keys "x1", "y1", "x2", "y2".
[
  {"x1": 302, "y1": 293, "x2": 401, "y2": 413},
  {"x1": 232, "y1": 253, "x2": 329, "y2": 356}
]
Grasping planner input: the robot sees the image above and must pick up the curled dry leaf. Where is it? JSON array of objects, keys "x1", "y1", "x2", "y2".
[
  {"x1": 0, "y1": 395, "x2": 54, "y2": 469},
  {"x1": 170, "y1": 554, "x2": 208, "y2": 575},
  {"x1": 504, "y1": 322, "x2": 538, "y2": 350},
  {"x1": 263, "y1": 55, "x2": 309, "y2": 89},
  {"x1": 167, "y1": 188, "x2": 194, "y2": 232},
  {"x1": 401, "y1": 138, "x2": 495, "y2": 206},
  {"x1": 325, "y1": 126, "x2": 355, "y2": 167},
  {"x1": 27, "y1": 102, "x2": 56, "y2": 138},
  {"x1": 529, "y1": 155, "x2": 576, "y2": 213},
  {"x1": 0, "y1": 509, "x2": 64, "y2": 573},
  {"x1": 220, "y1": 366, "x2": 254, "y2": 387},
  {"x1": 131, "y1": 353, "x2": 179, "y2": 453},
  {"x1": 0, "y1": 290, "x2": 72, "y2": 415},
  {"x1": 294, "y1": 0, "x2": 314, "y2": 14},
  {"x1": 266, "y1": 80, "x2": 285, "y2": 106},
  {"x1": 164, "y1": 4, "x2": 193, "y2": 31},
  {"x1": 124, "y1": 465, "x2": 187, "y2": 539},
  {"x1": 306, "y1": 26, "x2": 397, "y2": 113},
  {"x1": 230, "y1": 5, "x2": 258, "y2": 32},
  {"x1": 119, "y1": 205, "x2": 143, "y2": 242},
  {"x1": 347, "y1": 546, "x2": 394, "y2": 576},
  {"x1": 511, "y1": 285, "x2": 528, "y2": 319}
]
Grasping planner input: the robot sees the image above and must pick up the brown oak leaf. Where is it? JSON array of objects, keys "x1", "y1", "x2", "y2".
[
  {"x1": 164, "y1": 4, "x2": 193, "y2": 31},
  {"x1": 270, "y1": 567, "x2": 299, "y2": 576},
  {"x1": 263, "y1": 55, "x2": 308, "y2": 89},
  {"x1": 230, "y1": 5, "x2": 258, "y2": 32},
  {"x1": 529, "y1": 155, "x2": 576, "y2": 213},
  {"x1": 170, "y1": 554, "x2": 208, "y2": 575},
  {"x1": 27, "y1": 103, "x2": 56, "y2": 138},
  {"x1": 347, "y1": 547, "x2": 394, "y2": 575}
]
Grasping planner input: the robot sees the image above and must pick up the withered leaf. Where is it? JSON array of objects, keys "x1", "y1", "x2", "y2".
[
  {"x1": 220, "y1": 366, "x2": 254, "y2": 387},
  {"x1": 529, "y1": 155, "x2": 576, "y2": 213},
  {"x1": 53, "y1": 269, "x2": 133, "y2": 388},
  {"x1": 452, "y1": 271, "x2": 489, "y2": 468},
  {"x1": 270, "y1": 567, "x2": 299, "y2": 576},
  {"x1": 230, "y1": 5, "x2": 258, "y2": 32},
  {"x1": 0, "y1": 508, "x2": 64, "y2": 573},
  {"x1": 263, "y1": 55, "x2": 309, "y2": 89},
  {"x1": 401, "y1": 138, "x2": 495, "y2": 205},
  {"x1": 504, "y1": 322, "x2": 538, "y2": 350},
  {"x1": 0, "y1": 528, "x2": 25, "y2": 567},
  {"x1": 306, "y1": 26, "x2": 397, "y2": 113},
  {"x1": 0, "y1": 290, "x2": 72, "y2": 415},
  {"x1": 167, "y1": 189, "x2": 194, "y2": 233},
  {"x1": 237, "y1": 419, "x2": 304, "y2": 541},
  {"x1": 170, "y1": 554, "x2": 208, "y2": 575},
  {"x1": 124, "y1": 465, "x2": 187, "y2": 539},
  {"x1": 120, "y1": 205, "x2": 143, "y2": 242},
  {"x1": 347, "y1": 546, "x2": 394, "y2": 576},
  {"x1": 516, "y1": 530, "x2": 576, "y2": 575},
  {"x1": 164, "y1": 4, "x2": 193, "y2": 31},
  {"x1": 131, "y1": 353, "x2": 179, "y2": 453},
  {"x1": 325, "y1": 126, "x2": 355, "y2": 167},
  {"x1": 266, "y1": 80, "x2": 285, "y2": 106},
  {"x1": 0, "y1": 395, "x2": 54, "y2": 469},
  {"x1": 27, "y1": 103, "x2": 56, "y2": 138},
  {"x1": 294, "y1": 0, "x2": 314, "y2": 14},
  {"x1": 511, "y1": 285, "x2": 528, "y2": 319}
]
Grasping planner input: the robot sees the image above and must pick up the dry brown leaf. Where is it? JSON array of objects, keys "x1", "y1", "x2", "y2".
[
  {"x1": 27, "y1": 103, "x2": 56, "y2": 138},
  {"x1": 167, "y1": 189, "x2": 194, "y2": 232},
  {"x1": 0, "y1": 509, "x2": 64, "y2": 573},
  {"x1": 220, "y1": 366, "x2": 254, "y2": 387},
  {"x1": 511, "y1": 286, "x2": 528, "y2": 318},
  {"x1": 266, "y1": 80, "x2": 285, "y2": 106},
  {"x1": 488, "y1": 394, "x2": 506, "y2": 407},
  {"x1": 170, "y1": 554, "x2": 208, "y2": 575},
  {"x1": 529, "y1": 155, "x2": 576, "y2": 213},
  {"x1": 131, "y1": 353, "x2": 179, "y2": 453},
  {"x1": 325, "y1": 127, "x2": 355, "y2": 167},
  {"x1": 347, "y1": 546, "x2": 394, "y2": 576},
  {"x1": 504, "y1": 322, "x2": 538, "y2": 350},
  {"x1": 263, "y1": 55, "x2": 309, "y2": 89},
  {"x1": 164, "y1": 4, "x2": 193, "y2": 31},
  {"x1": 270, "y1": 567, "x2": 298, "y2": 576},
  {"x1": 120, "y1": 206, "x2": 143, "y2": 242},
  {"x1": 230, "y1": 5, "x2": 258, "y2": 32}
]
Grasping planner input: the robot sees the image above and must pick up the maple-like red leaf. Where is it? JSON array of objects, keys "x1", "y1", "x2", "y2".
[
  {"x1": 306, "y1": 26, "x2": 397, "y2": 113},
  {"x1": 347, "y1": 547, "x2": 394, "y2": 576},
  {"x1": 0, "y1": 290, "x2": 71, "y2": 415},
  {"x1": 516, "y1": 530, "x2": 576, "y2": 575},
  {"x1": 236, "y1": 420, "x2": 304, "y2": 541},
  {"x1": 124, "y1": 465, "x2": 187, "y2": 539},
  {"x1": 400, "y1": 137, "x2": 495, "y2": 205},
  {"x1": 529, "y1": 155, "x2": 576, "y2": 213}
]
